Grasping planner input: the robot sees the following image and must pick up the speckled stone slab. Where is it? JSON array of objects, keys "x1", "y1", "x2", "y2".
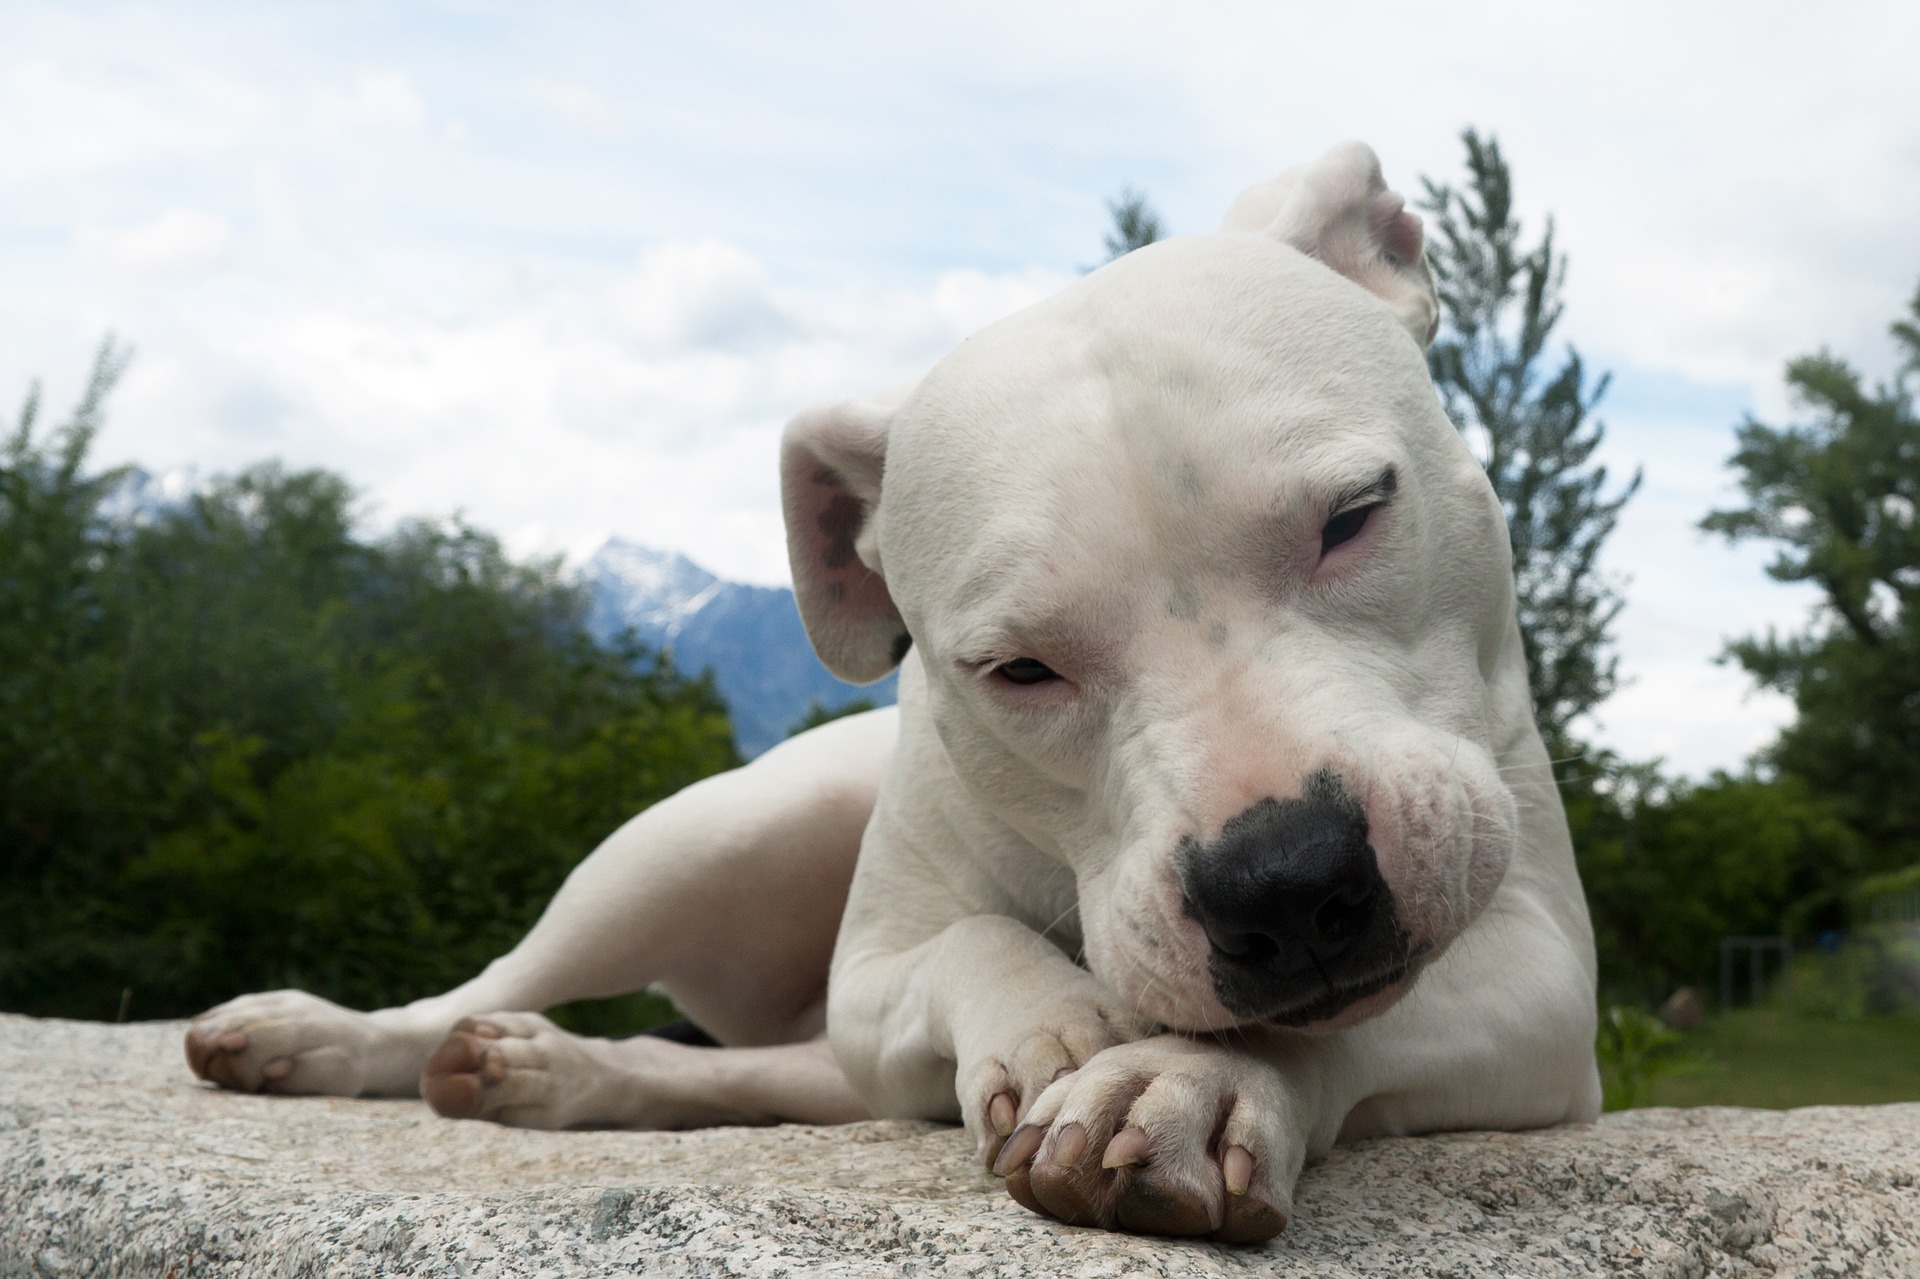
[{"x1": 4, "y1": 1013, "x2": 1918, "y2": 1277}]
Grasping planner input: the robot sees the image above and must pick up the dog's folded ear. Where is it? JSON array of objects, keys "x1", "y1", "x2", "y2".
[
  {"x1": 781, "y1": 394, "x2": 910, "y2": 685},
  {"x1": 1221, "y1": 140, "x2": 1440, "y2": 349}
]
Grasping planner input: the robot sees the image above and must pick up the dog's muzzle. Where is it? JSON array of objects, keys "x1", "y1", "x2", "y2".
[{"x1": 1179, "y1": 769, "x2": 1413, "y2": 1026}]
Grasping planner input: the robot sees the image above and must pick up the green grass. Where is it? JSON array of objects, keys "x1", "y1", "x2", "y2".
[
  {"x1": 1643, "y1": 1010, "x2": 1920, "y2": 1109},
  {"x1": 545, "y1": 989, "x2": 680, "y2": 1038}
]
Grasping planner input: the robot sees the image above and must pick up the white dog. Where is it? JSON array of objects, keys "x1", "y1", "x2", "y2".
[{"x1": 186, "y1": 141, "x2": 1600, "y2": 1244}]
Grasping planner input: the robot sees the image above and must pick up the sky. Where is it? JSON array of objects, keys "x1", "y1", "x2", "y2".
[{"x1": 4, "y1": 1, "x2": 1917, "y2": 777}]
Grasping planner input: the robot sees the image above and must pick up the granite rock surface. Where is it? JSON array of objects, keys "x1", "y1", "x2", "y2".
[{"x1": 4, "y1": 1013, "x2": 1919, "y2": 1277}]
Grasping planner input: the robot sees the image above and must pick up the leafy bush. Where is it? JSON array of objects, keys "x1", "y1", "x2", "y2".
[
  {"x1": 1568, "y1": 762, "x2": 1863, "y2": 1003},
  {"x1": 1595, "y1": 1004, "x2": 1688, "y2": 1111},
  {"x1": 1, "y1": 349, "x2": 739, "y2": 1021},
  {"x1": 1780, "y1": 927, "x2": 1920, "y2": 1020}
]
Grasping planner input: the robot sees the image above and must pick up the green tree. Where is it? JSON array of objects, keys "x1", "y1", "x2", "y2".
[
  {"x1": 1, "y1": 358, "x2": 740, "y2": 1020},
  {"x1": 1100, "y1": 186, "x2": 1164, "y2": 264},
  {"x1": 1573, "y1": 770, "x2": 1863, "y2": 999},
  {"x1": 1702, "y1": 284, "x2": 1920, "y2": 857},
  {"x1": 1420, "y1": 131, "x2": 1642, "y2": 753}
]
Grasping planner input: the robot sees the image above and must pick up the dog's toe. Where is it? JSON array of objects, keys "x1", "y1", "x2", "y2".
[
  {"x1": 1113, "y1": 1172, "x2": 1217, "y2": 1238},
  {"x1": 1217, "y1": 1180, "x2": 1289, "y2": 1245},
  {"x1": 1024, "y1": 1120, "x2": 1124, "y2": 1228},
  {"x1": 419, "y1": 1011, "x2": 590, "y2": 1129},
  {"x1": 421, "y1": 1031, "x2": 491, "y2": 1118},
  {"x1": 959, "y1": 995, "x2": 1142, "y2": 1167},
  {"x1": 999, "y1": 1035, "x2": 1296, "y2": 1243}
]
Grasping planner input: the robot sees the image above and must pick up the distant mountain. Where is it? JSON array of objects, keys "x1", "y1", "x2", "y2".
[{"x1": 580, "y1": 539, "x2": 896, "y2": 758}]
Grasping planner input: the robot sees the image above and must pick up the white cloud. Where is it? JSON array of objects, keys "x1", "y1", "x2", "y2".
[
  {"x1": 612, "y1": 240, "x2": 791, "y2": 351},
  {"x1": 312, "y1": 69, "x2": 427, "y2": 136},
  {"x1": 357, "y1": 69, "x2": 426, "y2": 132},
  {"x1": 524, "y1": 79, "x2": 622, "y2": 137},
  {"x1": 937, "y1": 0, "x2": 1920, "y2": 389},
  {"x1": 76, "y1": 209, "x2": 232, "y2": 274},
  {"x1": 1585, "y1": 481, "x2": 1820, "y2": 777},
  {"x1": 45, "y1": 233, "x2": 1060, "y2": 588},
  {"x1": 0, "y1": 59, "x2": 261, "y2": 180},
  {"x1": 3, "y1": 1, "x2": 1914, "y2": 778}
]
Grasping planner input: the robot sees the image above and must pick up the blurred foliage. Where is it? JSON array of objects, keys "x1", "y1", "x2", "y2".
[
  {"x1": 0, "y1": 343, "x2": 739, "y2": 1021},
  {"x1": 1567, "y1": 763, "x2": 1863, "y2": 1003},
  {"x1": 1701, "y1": 283, "x2": 1920, "y2": 861},
  {"x1": 1780, "y1": 928, "x2": 1920, "y2": 1020},
  {"x1": 1100, "y1": 187, "x2": 1164, "y2": 264},
  {"x1": 546, "y1": 990, "x2": 681, "y2": 1039},
  {"x1": 1851, "y1": 862, "x2": 1920, "y2": 925},
  {"x1": 1595, "y1": 1004, "x2": 1688, "y2": 1111}
]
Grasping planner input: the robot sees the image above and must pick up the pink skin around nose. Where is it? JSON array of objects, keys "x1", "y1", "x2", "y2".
[{"x1": 1101, "y1": 775, "x2": 1438, "y2": 1035}]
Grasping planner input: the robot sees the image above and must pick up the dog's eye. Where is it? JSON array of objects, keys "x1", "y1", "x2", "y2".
[
  {"x1": 995, "y1": 658, "x2": 1061, "y2": 686},
  {"x1": 1320, "y1": 503, "x2": 1380, "y2": 555}
]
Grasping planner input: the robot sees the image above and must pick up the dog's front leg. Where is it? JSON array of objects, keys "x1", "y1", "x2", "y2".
[
  {"x1": 830, "y1": 911, "x2": 1146, "y2": 1168},
  {"x1": 988, "y1": 878, "x2": 1601, "y2": 1243}
]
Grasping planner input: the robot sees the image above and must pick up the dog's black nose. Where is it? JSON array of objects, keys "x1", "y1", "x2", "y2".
[{"x1": 1180, "y1": 769, "x2": 1410, "y2": 1024}]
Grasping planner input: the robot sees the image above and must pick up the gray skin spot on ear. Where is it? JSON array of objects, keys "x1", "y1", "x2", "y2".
[
  {"x1": 1168, "y1": 588, "x2": 1199, "y2": 622},
  {"x1": 826, "y1": 582, "x2": 845, "y2": 602},
  {"x1": 1207, "y1": 622, "x2": 1229, "y2": 649},
  {"x1": 817, "y1": 493, "x2": 864, "y2": 570}
]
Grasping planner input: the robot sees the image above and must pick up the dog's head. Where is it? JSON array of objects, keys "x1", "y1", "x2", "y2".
[{"x1": 782, "y1": 142, "x2": 1532, "y2": 1033}]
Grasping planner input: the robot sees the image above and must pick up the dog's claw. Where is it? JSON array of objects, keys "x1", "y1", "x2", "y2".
[
  {"x1": 1049, "y1": 1121, "x2": 1088, "y2": 1167},
  {"x1": 1222, "y1": 1144, "x2": 1253, "y2": 1195},
  {"x1": 987, "y1": 1090, "x2": 1017, "y2": 1137},
  {"x1": 992, "y1": 1123, "x2": 1045, "y2": 1176},
  {"x1": 1102, "y1": 1125, "x2": 1151, "y2": 1169}
]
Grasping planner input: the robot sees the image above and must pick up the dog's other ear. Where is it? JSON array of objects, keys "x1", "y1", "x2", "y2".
[
  {"x1": 1221, "y1": 140, "x2": 1440, "y2": 349},
  {"x1": 781, "y1": 395, "x2": 909, "y2": 685}
]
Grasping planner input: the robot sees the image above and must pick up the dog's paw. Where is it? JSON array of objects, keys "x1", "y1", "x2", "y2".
[
  {"x1": 421, "y1": 1012, "x2": 678, "y2": 1130},
  {"x1": 421, "y1": 1012, "x2": 585, "y2": 1129},
  {"x1": 185, "y1": 989, "x2": 415, "y2": 1097},
  {"x1": 956, "y1": 994, "x2": 1145, "y2": 1169},
  {"x1": 989, "y1": 1035, "x2": 1299, "y2": 1243}
]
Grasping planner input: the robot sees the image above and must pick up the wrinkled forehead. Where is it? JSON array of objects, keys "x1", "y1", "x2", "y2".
[{"x1": 878, "y1": 236, "x2": 1444, "y2": 602}]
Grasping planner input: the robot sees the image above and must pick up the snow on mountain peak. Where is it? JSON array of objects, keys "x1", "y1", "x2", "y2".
[
  {"x1": 577, "y1": 537, "x2": 893, "y2": 756},
  {"x1": 583, "y1": 538, "x2": 722, "y2": 639}
]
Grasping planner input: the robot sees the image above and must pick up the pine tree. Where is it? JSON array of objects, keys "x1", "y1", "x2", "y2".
[
  {"x1": 1420, "y1": 130, "x2": 1641, "y2": 752},
  {"x1": 1100, "y1": 186, "x2": 1164, "y2": 263},
  {"x1": 1701, "y1": 283, "x2": 1920, "y2": 856}
]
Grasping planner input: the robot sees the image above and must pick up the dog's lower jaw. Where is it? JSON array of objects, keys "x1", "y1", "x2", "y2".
[
  {"x1": 1130, "y1": 949, "x2": 1430, "y2": 1038},
  {"x1": 1107, "y1": 966, "x2": 1411, "y2": 1039},
  {"x1": 1276, "y1": 965, "x2": 1420, "y2": 1033}
]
